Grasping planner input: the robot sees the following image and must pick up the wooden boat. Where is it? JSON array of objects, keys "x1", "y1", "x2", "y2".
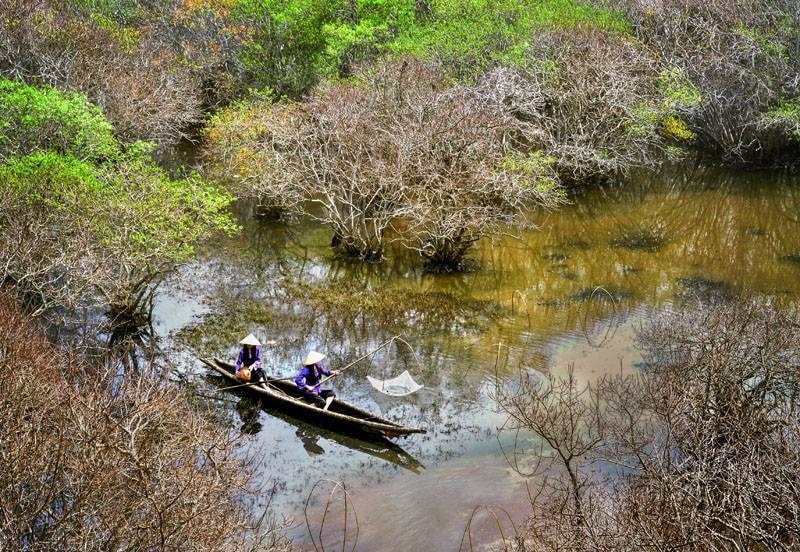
[
  {"x1": 229, "y1": 388, "x2": 424, "y2": 473},
  {"x1": 201, "y1": 358, "x2": 426, "y2": 439}
]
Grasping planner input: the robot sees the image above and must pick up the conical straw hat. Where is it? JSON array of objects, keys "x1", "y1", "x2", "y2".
[
  {"x1": 303, "y1": 350, "x2": 326, "y2": 365},
  {"x1": 239, "y1": 333, "x2": 261, "y2": 346}
]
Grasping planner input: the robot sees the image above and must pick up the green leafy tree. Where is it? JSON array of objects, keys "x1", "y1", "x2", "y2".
[
  {"x1": 0, "y1": 79, "x2": 237, "y2": 324},
  {"x1": 0, "y1": 78, "x2": 118, "y2": 161}
]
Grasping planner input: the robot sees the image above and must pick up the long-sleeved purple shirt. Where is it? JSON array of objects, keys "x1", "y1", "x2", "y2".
[
  {"x1": 235, "y1": 345, "x2": 262, "y2": 373},
  {"x1": 295, "y1": 363, "x2": 331, "y2": 395}
]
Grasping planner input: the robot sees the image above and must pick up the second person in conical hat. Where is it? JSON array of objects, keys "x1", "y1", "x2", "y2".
[
  {"x1": 235, "y1": 333, "x2": 266, "y2": 384},
  {"x1": 295, "y1": 350, "x2": 340, "y2": 410}
]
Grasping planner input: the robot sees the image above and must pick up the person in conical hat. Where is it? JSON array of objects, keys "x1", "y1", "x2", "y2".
[
  {"x1": 235, "y1": 333, "x2": 264, "y2": 384},
  {"x1": 295, "y1": 350, "x2": 340, "y2": 410}
]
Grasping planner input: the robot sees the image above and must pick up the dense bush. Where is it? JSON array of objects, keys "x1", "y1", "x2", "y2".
[
  {"x1": 0, "y1": 0, "x2": 202, "y2": 143},
  {"x1": 0, "y1": 292, "x2": 292, "y2": 551},
  {"x1": 390, "y1": 0, "x2": 630, "y2": 78},
  {"x1": 617, "y1": 0, "x2": 800, "y2": 165},
  {"x1": 0, "y1": 78, "x2": 118, "y2": 161},
  {"x1": 0, "y1": 79, "x2": 237, "y2": 321},
  {"x1": 477, "y1": 29, "x2": 677, "y2": 183},
  {"x1": 499, "y1": 301, "x2": 800, "y2": 550},
  {"x1": 205, "y1": 61, "x2": 564, "y2": 267}
]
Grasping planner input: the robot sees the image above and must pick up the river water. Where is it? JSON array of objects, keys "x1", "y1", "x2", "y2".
[{"x1": 154, "y1": 163, "x2": 800, "y2": 550}]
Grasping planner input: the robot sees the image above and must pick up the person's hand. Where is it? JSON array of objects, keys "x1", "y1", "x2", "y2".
[
  {"x1": 306, "y1": 385, "x2": 315, "y2": 392},
  {"x1": 331, "y1": 370, "x2": 340, "y2": 376}
]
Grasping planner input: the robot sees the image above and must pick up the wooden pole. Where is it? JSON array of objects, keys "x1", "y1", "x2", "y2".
[
  {"x1": 216, "y1": 334, "x2": 400, "y2": 393},
  {"x1": 316, "y1": 335, "x2": 401, "y2": 387},
  {"x1": 214, "y1": 375, "x2": 294, "y2": 393}
]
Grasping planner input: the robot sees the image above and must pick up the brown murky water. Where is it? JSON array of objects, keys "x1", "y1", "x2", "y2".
[{"x1": 155, "y1": 163, "x2": 800, "y2": 550}]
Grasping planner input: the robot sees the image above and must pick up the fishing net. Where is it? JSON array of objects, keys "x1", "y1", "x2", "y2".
[{"x1": 367, "y1": 370, "x2": 423, "y2": 397}]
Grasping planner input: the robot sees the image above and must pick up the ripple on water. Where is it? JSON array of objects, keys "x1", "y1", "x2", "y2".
[{"x1": 153, "y1": 164, "x2": 800, "y2": 551}]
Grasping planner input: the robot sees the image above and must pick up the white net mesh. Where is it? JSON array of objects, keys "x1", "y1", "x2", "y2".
[{"x1": 367, "y1": 370, "x2": 423, "y2": 396}]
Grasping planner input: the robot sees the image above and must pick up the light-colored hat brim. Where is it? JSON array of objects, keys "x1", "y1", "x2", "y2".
[
  {"x1": 239, "y1": 333, "x2": 261, "y2": 346},
  {"x1": 303, "y1": 350, "x2": 326, "y2": 365}
]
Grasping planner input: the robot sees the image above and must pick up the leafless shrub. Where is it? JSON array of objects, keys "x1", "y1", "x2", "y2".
[
  {"x1": 205, "y1": 60, "x2": 564, "y2": 266},
  {"x1": 0, "y1": 292, "x2": 293, "y2": 551},
  {"x1": 617, "y1": 0, "x2": 800, "y2": 164},
  {"x1": 0, "y1": 0, "x2": 202, "y2": 143},
  {"x1": 478, "y1": 30, "x2": 665, "y2": 183},
  {"x1": 620, "y1": 301, "x2": 800, "y2": 550},
  {"x1": 499, "y1": 301, "x2": 800, "y2": 551},
  {"x1": 379, "y1": 62, "x2": 563, "y2": 270},
  {"x1": 496, "y1": 367, "x2": 612, "y2": 550}
]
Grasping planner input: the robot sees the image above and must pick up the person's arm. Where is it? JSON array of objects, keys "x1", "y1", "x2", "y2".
[
  {"x1": 318, "y1": 362, "x2": 339, "y2": 377},
  {"x1": 318, "y1": 362, "x2": 332, "y2": 377},
  {"x1": 253, "y1": 346, "x2": 262, "y2": 370},
  {"x1": 234, "y1": 348, "x2": 244, "y2": 372},
  {"x1": 295, "y1": 366, "x2": 313, "y2": 391}
]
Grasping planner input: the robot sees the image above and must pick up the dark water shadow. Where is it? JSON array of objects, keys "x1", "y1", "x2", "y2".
[{"x1": 207, "y1": 374, "x2": 425, "y2": 474}]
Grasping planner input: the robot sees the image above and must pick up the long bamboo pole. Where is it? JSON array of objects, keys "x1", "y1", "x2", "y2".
[
  {"x1": 215, "y1": 335, "x2": 400, "y2": 393},
  {"x1": 315, "y1": 334, "x2": 401, "y2": 387},
  {"x1": 214, "y1": 375, "x2": 294, "y2": 393}
]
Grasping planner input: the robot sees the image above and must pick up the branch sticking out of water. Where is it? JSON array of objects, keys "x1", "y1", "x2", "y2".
[{"x1": 304, "y1": 479, "x2": 359, "y2": 552}]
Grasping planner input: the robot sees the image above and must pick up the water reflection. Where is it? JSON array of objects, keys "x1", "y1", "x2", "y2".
[
  {"x1": 234, "y1": 397, "x2": 264, "y2": 435},
  {"x1": 296, "y1": 427, "x2": 325, "y2": 456},
  {"x1": 208, "y1": 374, "x2": 425, "y2": 474},
  {"x1": 155, "y1": 163, "x2": 800, "y2": 551}
]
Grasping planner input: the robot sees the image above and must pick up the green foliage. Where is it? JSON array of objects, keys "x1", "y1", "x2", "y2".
[
  {"x1": 391, "y1": 0, "x2": 630, "y2": 75},
  {"x1": 0, "y1": 151, "x2": 105, "y2": 210},
  {"x1": 98, "y1": 145, "x2": 240, "y2": 263},
  {"x1": 89, "y1": 12, "x2": 141, "y2": 51},
  {"x1": 321, "y1": 0, "x2": 416, "y2": 73},
  {"x1": 660, "y1": 116, "x2": 695, "y2": 141},
  {"x1": 0, "y1": 79, "x2": 237, "y2": 265},
  {"x1": 68, "y1": 0, "x2": 144, "y2": 26},
  {"x1": 770, "y1": 99, "x2": 800, "y2": 121},
  {"x1": 232, "y1": 0, "x2": 336, "y2": 96},
  {"x1": 733, "y1": 24, "x2": 787, "y2": 60},
  {"x1": 0, "y1": 148, "x2": 238, "y2": 266},
  {"x1": 766, "y1": 98, "x2": 800, "y2": 140},
  {"x1": 0, "y1": 78, "x2": 119, "y2": 162},
  {"x1": 628, "y1": 68, "x2": 702, "y2": 143},
  {"x1": 500, "y1": 151, "x2": 561, "y2": 192},
  {"x1": 229, "y1": 0, "x2": 631, "y2": 95},
  {"x1": 0, "y1": 78, "x2": 238, "y2": 314},
  {"x1": 657, "y1": 67, "x2": 702, "y2": 109}
]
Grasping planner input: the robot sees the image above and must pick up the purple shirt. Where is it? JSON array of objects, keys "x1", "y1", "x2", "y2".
[
  {"x1": 235, "y1": 345, "x2": 262, "y2": 373},
  {"x1": 295, "y1": 363, "x2": 331, "y2": 395}
]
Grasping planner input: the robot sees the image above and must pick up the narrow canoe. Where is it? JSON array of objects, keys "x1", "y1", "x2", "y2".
[{"x1": 201, "y1": 357, "x2": 426, "y2": 439}]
